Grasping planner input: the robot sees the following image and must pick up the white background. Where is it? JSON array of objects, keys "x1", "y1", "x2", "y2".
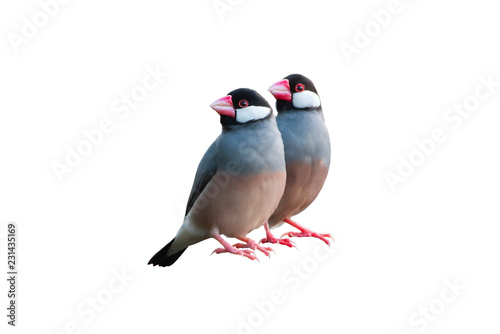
[{"x1": 1, "y1": 0, "x2": 499, "y2": 333}]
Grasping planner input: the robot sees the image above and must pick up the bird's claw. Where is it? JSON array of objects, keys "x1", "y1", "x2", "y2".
[
  {"x1": 211, "y1": 247, "x2": 258, "y2": 261},
  {"x1": 234, "y1": 241, "x2": 274, "y2": 257},
  {"x1": 280, "y1": 231, "x2": 333, "y2": 246},
  {"x1": 260, "y1": 236, "x2": 297, "y2": 249}
]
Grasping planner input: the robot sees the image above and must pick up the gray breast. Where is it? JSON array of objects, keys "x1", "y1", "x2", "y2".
[
  {"x1": 277, "y1": 111, "x2": 331, "y2": 166},
  {"x1": 215, "y1": 116, "x2": 286, "y2": 175}
]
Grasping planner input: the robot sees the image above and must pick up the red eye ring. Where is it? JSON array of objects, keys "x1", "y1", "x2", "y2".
[
  {"x1": 238, "y1": 100, "x2": 249, "y2": 108},
  {"x1": 295, "y1": 83, "x2": 305, "y2": 92}
]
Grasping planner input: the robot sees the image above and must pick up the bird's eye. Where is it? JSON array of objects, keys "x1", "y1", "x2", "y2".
[
  {"x1": 295, "y1": 83, "x2": 305, "y2": 92},
  {"x1": 238, "y1": 100, "x2": 249, "y2": 108}
]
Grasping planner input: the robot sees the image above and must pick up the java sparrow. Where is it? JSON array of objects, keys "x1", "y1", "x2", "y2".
[
  {"x1": 262, "y1": 74, "x2": 333, "y2": 245},
  {"x1": 148, "y1": 88, "x2": 286, "y2": 266}
]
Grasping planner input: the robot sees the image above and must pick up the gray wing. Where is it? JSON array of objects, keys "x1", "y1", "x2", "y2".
[{"x1": 184, "y1": 140, "x2": 218, "y2": 216}]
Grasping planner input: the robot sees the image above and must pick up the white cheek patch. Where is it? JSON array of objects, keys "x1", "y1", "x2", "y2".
[
  {"x1": 292, "y1": 90, "x2": 321, "y2": 109},
  {"x1": 236, "y1": 106, "x2": 271, "y2": 123}
]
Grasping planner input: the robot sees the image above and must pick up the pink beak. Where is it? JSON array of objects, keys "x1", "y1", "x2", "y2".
[
  {"x1": 210, "y1": 95, "x2": 235, "y2": 117},
  {"x1": 268, "y1": 79, "x2": 292, "y2": 102}
]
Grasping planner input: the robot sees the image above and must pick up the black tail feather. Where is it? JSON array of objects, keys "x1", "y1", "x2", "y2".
[{"x1": 148, "y1": 238, "x2": 187, "y2": 267}]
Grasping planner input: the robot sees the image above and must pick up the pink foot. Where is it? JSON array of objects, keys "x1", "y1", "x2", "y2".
[
  {"x1": 211, "y1": 234, "x2": 258, "y2": 261},
  {"x1": 282, "y1": 218, "x2": 333, "y2": 246},
  {"x1": 259, "y1": 222, "x2": 296, "y2": 248},
  {"x1": 233, "y1": 238, "x2": 274, "y2": 257}
]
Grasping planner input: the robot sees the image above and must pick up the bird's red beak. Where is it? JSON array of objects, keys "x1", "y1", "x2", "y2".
[
  {"x1": 210, "y1": 95, "x2": 235, "y2": 117},
  {"x1": 268, "y1": 79, "x2": 292, "y2": 102}
]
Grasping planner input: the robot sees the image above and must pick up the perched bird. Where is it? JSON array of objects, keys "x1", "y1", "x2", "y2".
[
  {"x1": 149, "y1": 88, "x2": 286, "y2": 267},
  {"x1": 262, "y1": 74, "x2": 332, "y2": 245}
]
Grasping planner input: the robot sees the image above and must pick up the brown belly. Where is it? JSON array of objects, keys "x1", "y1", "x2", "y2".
[
  {"x1": 189, "y1": 171, "x2": 286, "y2": 238},
  {"x1": 268, "y1": 160, "x2": 329, "y2": 227}
]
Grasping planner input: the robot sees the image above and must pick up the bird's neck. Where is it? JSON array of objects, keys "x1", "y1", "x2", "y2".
[
  {"x1": 276, "y1": 100, "x2": 322, "y2": 114},
  {"x1": 220, "y1": 113, "x2": 272, "y2": 132}
]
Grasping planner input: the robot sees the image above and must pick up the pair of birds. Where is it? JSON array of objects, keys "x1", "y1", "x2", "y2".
[{"x1": 149, "y1": 74, "x2": 331, "y2": 267}]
